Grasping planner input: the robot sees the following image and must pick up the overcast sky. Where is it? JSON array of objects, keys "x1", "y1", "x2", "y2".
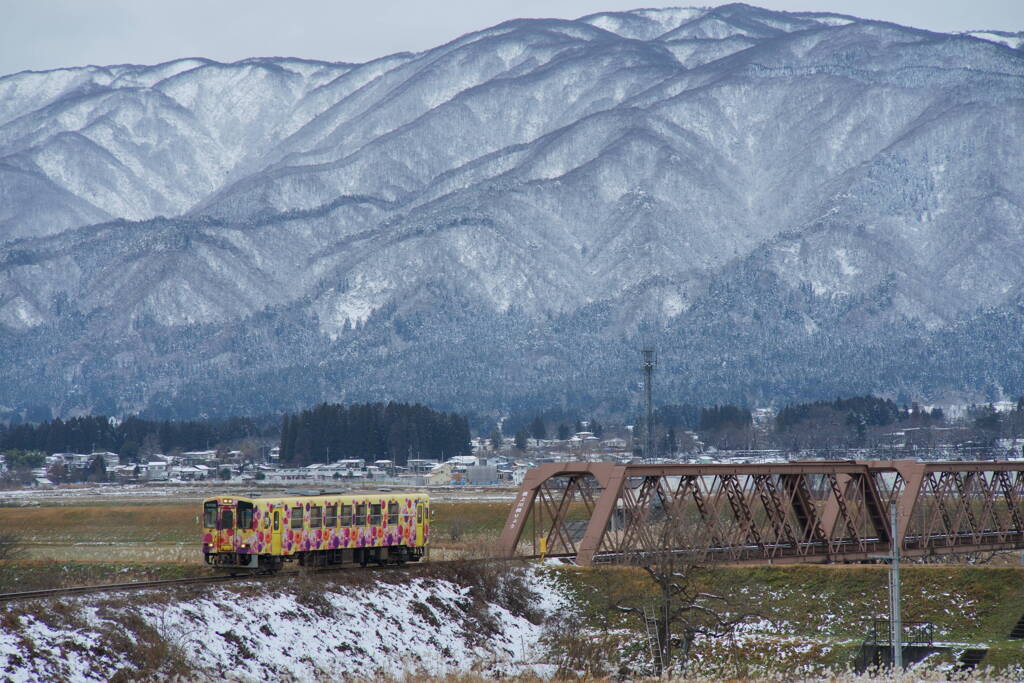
[{"x1": 2, "y1": 1, "x2": 1022, "y2": 77}]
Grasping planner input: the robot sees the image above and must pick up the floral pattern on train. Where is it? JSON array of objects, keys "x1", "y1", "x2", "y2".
[{"x1": 202, "y1": 494, "x2": 429, "y2": 557}]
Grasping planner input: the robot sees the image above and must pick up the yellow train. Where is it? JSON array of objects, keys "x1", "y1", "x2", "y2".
[{"x1": 201, "y1": 491, "x2": 429, "y2": 572}]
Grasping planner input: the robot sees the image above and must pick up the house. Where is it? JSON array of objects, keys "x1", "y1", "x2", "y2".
[
  {"x1": 181, "y1": 450, "x2": 217, "y2": 466},
  {"x1": 92, "y1": 451, "x2": 120, "y2": 468},
  {"x1": 143, "y1": 460, "x2": 169, "y2": 481},
  {"x1": 68, "y1": 453, "x2": 94, "y2": 471},
  {"x1": 425, "y1": 462, "x2": 454, "y2": 486},
  {"x1": 512, "y1": 463, "x2": 534, "y2": 486},
  {"x1": 109, "y1": 465, "x2": 139, "y2": 483},
  {"x1": 264, "y1": 467, "x2": 316, "y2": 483},
  {"x1": 172, "y1": 465, "x2": 207, "y2": 481},
  {"x1": 465, "y1": 463, "x2": 498, "y2": 484},
  {"x1": 341, "y1": 458, "x2": 366, "y2": 469},
  {"x1": 407, "y1": 459, "x2": 439, "y2": 474}
]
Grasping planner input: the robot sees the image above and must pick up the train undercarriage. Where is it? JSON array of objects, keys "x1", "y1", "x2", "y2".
[{"x1": 204, "y1": 545, "x2": 425, "y2": 574}]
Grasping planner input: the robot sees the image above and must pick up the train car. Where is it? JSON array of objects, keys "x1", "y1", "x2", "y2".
[{"x1": 201, "y1": 491, "x2": 429, "y2": 572}]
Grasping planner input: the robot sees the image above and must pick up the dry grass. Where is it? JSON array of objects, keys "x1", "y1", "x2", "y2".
[
  {"x1": 1, "y1": 499, "x2": 510, "y2": 565},
  {"x1": 3, "y1": 499, "x2": 509, "y2": 544},
  {"x1": 430, "y1": 501, "x2": 509, "y2": 535},
  {"x1": 2, "y1": 503, "x2": 198, "y2": 544},
  {"x1": 0, "y1": 560, "x2": 208, "y2": 592}
]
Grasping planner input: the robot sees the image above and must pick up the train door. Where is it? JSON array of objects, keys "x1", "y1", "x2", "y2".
[
  {"x1": 218, "y1": 504, "x2": 235, "y2": 552},
  {"x1": 271, "y1": 508, "x2": 282, "y2": 555},
  {"x1": 415, "y1": 501, "x2": 425, "y2": 546}
]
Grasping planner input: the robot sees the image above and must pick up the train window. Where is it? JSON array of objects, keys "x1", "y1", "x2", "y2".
[
  {"x1": 291, "y1": 506, "x2": 304, "y2": 529},
  {"x1": 340, "y1": 504, "x2": 352, "y2": 525},
  {"x1": 370, "y1": 503, "x2": 382, "y2": 526},
  {"x1": 416, "y1": 504, "x2": 423, "y2": 523},
  {"x1": 263, "y1": 510, "x2": 271, "y2": 529},
  {"x1": 238, "y1": 501, "x2": 254, "y2": 530},
  {"x1": 325, "y1": 504, "x2": 337, "y2": 527},
  {"x1": 203, "y1": 502, "x2": 217, "y2": 528},
  {"x1": 310, "y1": 506, "x2": 323, "y2": 529},
  {"x1": 221, "y1": 509, "x2": 234, "y2": 529},
  {"x1": 355, "y1": 503, "x2": 366, "y2": 526},
  {"x1": 387, "y1": 502, "x2": 399, "y2": 525},
  {"x1": 273, "y1": 510, "x2": 280, "y2": 531}
]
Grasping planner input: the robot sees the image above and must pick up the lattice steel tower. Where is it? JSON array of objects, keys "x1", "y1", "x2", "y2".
[{"x1": 642, "y1": 348, "x2": 656, "y2": 460}]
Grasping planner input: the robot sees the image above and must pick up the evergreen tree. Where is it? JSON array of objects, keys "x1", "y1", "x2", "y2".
[
  {"x1": 662, "y1": 427, "x2": 677, "y2": 455},
  {"x1": 86, "y1": 455, "x2": 107, "y2": 483},
  {"x1": 529, "y1": 416, "x2": 547, "y2": 441},
  {"x1": 278, "y1": 401, "x2": 471, "y2": 465}
]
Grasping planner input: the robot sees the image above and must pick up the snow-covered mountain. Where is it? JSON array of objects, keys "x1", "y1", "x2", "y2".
[{"x1": 1, "y1": 4, "x2": 1023, "y2": 418}]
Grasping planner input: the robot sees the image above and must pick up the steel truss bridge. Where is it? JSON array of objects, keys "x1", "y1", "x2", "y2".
[{"x1": 497, "y1": 460, "x2": 1024, "y2": 566}]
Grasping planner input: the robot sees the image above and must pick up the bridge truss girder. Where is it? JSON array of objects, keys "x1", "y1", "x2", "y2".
[{"x1": 496, "y1": 460, "x2": 1024, "y2": 565}]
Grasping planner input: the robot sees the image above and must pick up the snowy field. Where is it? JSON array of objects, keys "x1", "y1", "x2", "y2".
[{"x1": 0, "y1": 565, "x2": 566, "y2": 681}]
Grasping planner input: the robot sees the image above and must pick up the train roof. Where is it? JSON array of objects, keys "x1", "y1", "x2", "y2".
[{"x1": 202, "y1": 491, "x2": 429, "y2": 505}]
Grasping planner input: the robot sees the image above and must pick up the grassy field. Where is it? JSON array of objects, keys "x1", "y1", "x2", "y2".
[
  {"x1": 3, "y1": 503, "x2": 200, "y2": 544},
  {"x1": 550, "y1": 563, "x2": 1024, "y2": 641},
  {"x1": 0, "y1": 498, "x2": 512, "y2": 587},
  {"x1": 542, "y1": 562, "x2": 1024, "y2": 675}
]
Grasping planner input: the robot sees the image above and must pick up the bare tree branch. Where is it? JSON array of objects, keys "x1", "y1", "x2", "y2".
[{"x1": 0, "y1": 532, "x2": 25, "y2": 561}]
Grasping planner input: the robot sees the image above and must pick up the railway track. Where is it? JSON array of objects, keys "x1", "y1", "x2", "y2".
[
  {"x1": 0, "y1": 562, "x2": 384, "y2": 604},
  {"x1": 0, "y1": 555, "x2": 537, "y2": 604},
  {"x1": 0, "y1": 573, "x2": 261, "y2": 604}
]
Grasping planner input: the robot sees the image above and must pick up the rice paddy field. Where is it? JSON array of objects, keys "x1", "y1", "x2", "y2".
[{"x1": 0, "y1": 489, "x2": 513, "y2": 589}]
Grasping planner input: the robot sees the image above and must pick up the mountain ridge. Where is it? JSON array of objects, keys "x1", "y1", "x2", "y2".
[{"x1": 1, "y1": 4, "x2": 1023, "y2": 418}]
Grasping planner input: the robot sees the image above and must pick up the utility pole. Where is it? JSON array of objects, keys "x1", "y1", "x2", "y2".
[
  {"x1": 643, "y1": 348, "x2": 656, "y2": 461},
  {"x1": 871, "y1": 499, "x2": 902, "y2": 670},
  {"x1": 888, "y1": 499, "x2": 902, "y2": 670}
]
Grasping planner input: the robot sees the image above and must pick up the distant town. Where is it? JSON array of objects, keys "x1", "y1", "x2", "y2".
[{"x1": 2, "y1": 396, "x2": 1023, "y2": 492}]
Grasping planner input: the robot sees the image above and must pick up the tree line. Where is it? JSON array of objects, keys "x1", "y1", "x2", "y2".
[
  {"x1": 773, "y1": 395, "x2": 1024, "y2": 450},
  {"x1": 279, "y1": 402, "x2": 471, "y2": 466},
  {"x1": 0, "y1": 414, "x2": 278, "y2": 461}
]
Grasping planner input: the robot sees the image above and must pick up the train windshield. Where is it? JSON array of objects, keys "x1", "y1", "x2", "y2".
[
  {"x1": 203, "y1": 501, "x2": 217, "y2": 528},
  {"x1": 238, "y1": 501, "x2": 254, "y2": 530}
]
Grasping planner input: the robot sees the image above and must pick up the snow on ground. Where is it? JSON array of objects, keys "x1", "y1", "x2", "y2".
[
  {"x1": 0, "y1": 482, "x2": 517, "y2": 506},
  {"x1": 0, "y1": 567, "x2": 563, "y2": 681}
]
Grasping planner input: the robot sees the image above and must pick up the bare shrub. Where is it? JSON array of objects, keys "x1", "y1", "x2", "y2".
[
  {"x1": 0, "y1": 532, "x2": 25, "y2": 561},
  {"x1": 542, "y1": 612, "x2": 623, "y2": 678},
  {"x1": 0, "y1": 534, "x2": 28, "y2": 592},
  {"x1": 96, "y1": 607, "x2": 191, "y2": 681},
  {"x1": 290, "y1": 566, "x2": 338, "y2": 618},
  {"x1": 417, "y1": 557, "x2": 543, "y2": 625},
  {"x1": 448, "y1": 517, "x2": 468, "y2": 541}
]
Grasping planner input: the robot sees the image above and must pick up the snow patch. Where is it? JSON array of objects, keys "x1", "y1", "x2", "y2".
[
  {"x1": 964, "y1": 31, "x2": 1024, "y2": 50},
  {"x1": 0, "y1": 567, "x2": 567, "y2": 681}
]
